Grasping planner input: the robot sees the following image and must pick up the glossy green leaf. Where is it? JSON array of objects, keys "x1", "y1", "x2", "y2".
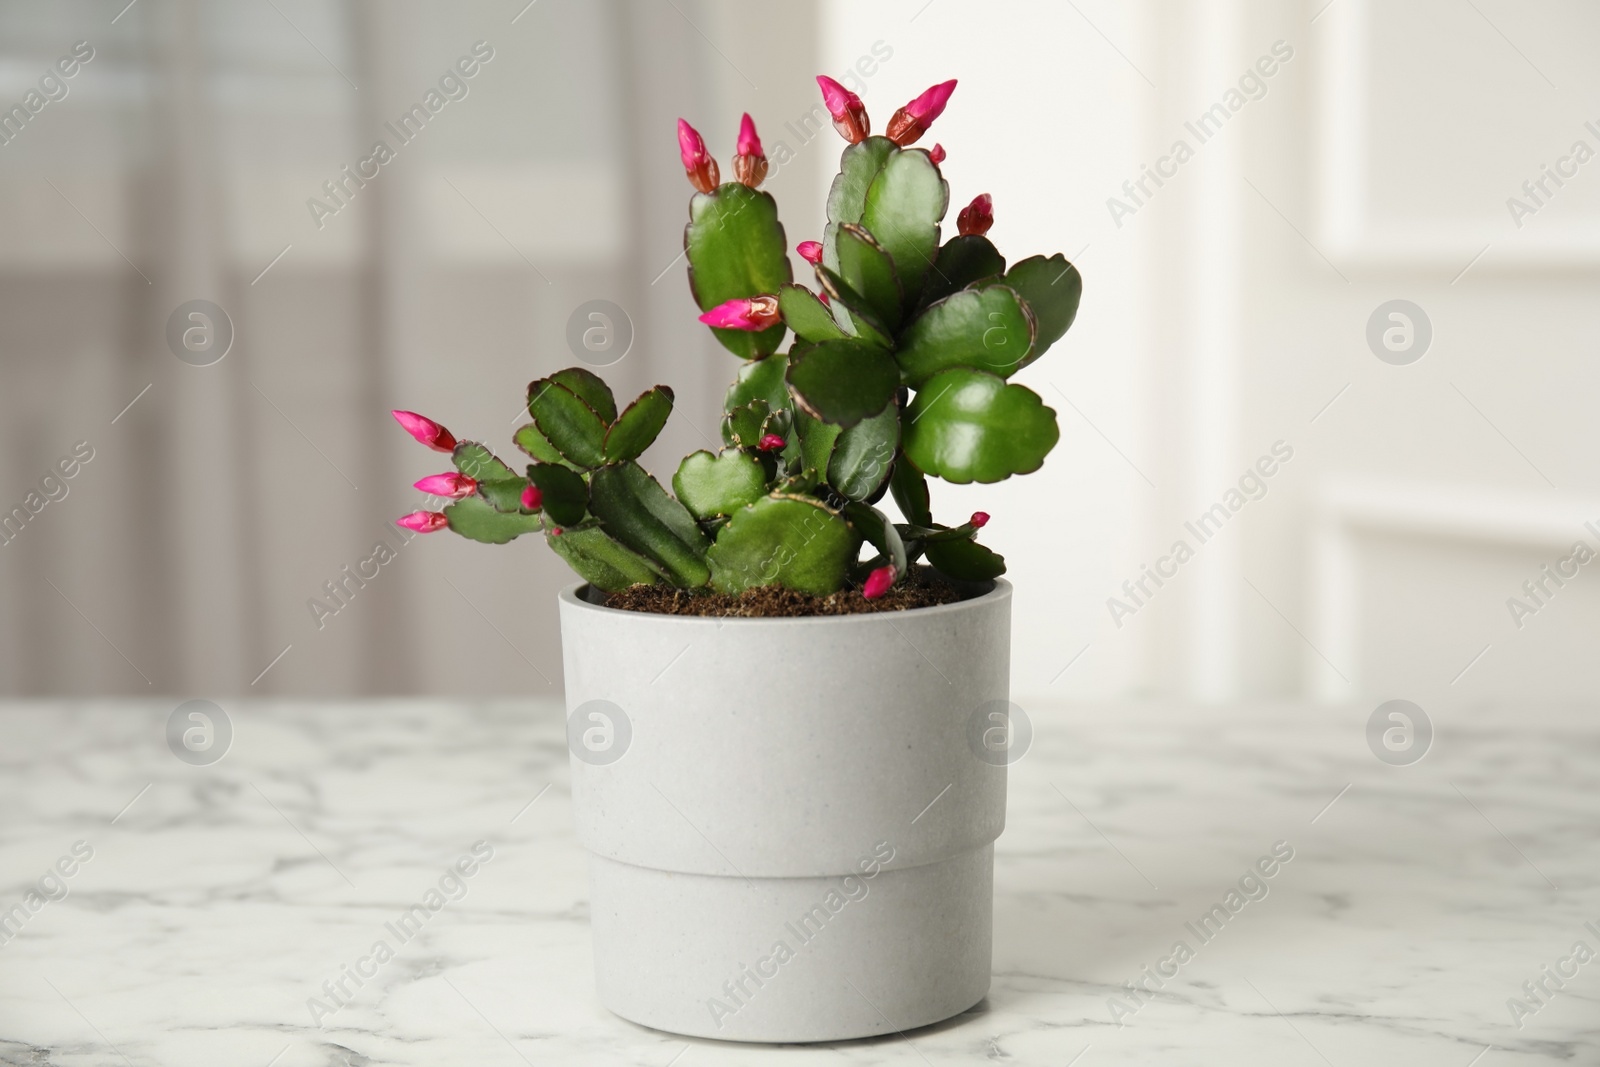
[
  {"x1": 673, "y1": 449, "x2": 769, "y2": 520},
  {"x1": 605, "y1": 385, "x2": 674, "y2": 463},
  {"x1": 785, "y1": 339, "x2": 899, "y2": 429},
  {"x1": 549, "y1": 367, "x2": 618, "y2": 424},
  {"x1": 828, "y1": 401, "x2": 900, "y2": 500},
  {"x1": 546, "y1": 525, "x2": 663, "y2": 592},
  {"x1": 795, "y1": 410, "x2": 841, "y2": 478},
  {"x1": 889, "y1": 458, "x2": 932, "y2": 527},
  {"x1": 834, "y1": 223, "x2": 901, "y2": 331},
  {"x1": 814, "y1": 267, "x2": 893, "y2": 348},
  {"x1": 988, "y1": 253, "x2": 1081, "y2": 359},
  {"x1": 723, "y1": 399, "x2": 771, "y2": 450},
  {"x1": 707, "y1": 495, "x2": 859, "y2": 595},
  {"x1": 823, "y1": 136, "x2": 897, "y2": 271},
  {"x1": 920, "y1": 234, "x2": 1006, "y2": 307},
  {"x1": 843, "y1": 501, "x2": 907, "y2": 577},
  {"x1": 513, "y1": 421, "x2": 574, "y2": 470},
  {"x1": 894, "y1": 285, "x2": 1037, "y2": 387},
  {"x1": 686, "y1": 184, "x2": 792, "y2": 359},
  {"x1": 725, "y1": 352, "x2": 790, "y2": 413},
  {"x1": 902, "y1": 368, "x2": 1060, "y2": 484},
  {"x1": 443, "y1": 494, "x2": 544, "y2": 544},
  {"x1": 861, "y1": 148, "x2": 947, "y2": 306},
  {"x1": 924, "y1": 536, "x2": 1007, "y2": 581},
  {"x1": 527, "y1": 378, "x2": 608, "y2": 468},
  {"x1": 777, "y1": 284, "x2": 846, "y2": 344},
  {"x1": 588, "y1": 461, "x2": 710, "y2": 587},
  {"x1": 526, "y1": 462, "x2": 588, "y2": 527}
]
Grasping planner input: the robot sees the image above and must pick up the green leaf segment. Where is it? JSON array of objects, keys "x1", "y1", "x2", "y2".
[{"x1": 400, "y1": 81, "x2": 1083, "y2": 597}]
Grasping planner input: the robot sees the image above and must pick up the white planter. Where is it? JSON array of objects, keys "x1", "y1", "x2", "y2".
[{"x1": 558, "y1": 579, "x2": 1012, "y2": 1043}]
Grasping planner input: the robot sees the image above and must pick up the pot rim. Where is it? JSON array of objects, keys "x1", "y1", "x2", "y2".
[{"x1": 559, "y1": 577, "x2": 1010, "y2": 626}]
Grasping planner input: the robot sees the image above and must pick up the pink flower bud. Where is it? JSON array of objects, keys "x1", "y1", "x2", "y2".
[
  {"x1": 863, "y1": 564, "x2": 897, "y2": 599},
  {"x1": 886, "y1": 79, "x2": 957, "y2": 146},
  {"x1": 698, "y1": 295, "x2": 780, "y2": 331},
  {"x1": 957, "y1": 193, "x2": 993, "y2": 237},
  {"x1": 732, "y1": 113, "x2": 769, "y2": 188},
  {"x1": 413, "y1": 472, "x2": 476, "y2": 499},
  {"x1": 797, "y1": 240, "x2": 823, "y2": 264},
  {"x1": 757, "y1": 433, "x2": 786, "y2": 452},
  {"x1": 521, "y1": 484, "x2": 543, "y2": 510},
  {"x1": 550, "y1": 527, "x2": 563, "y2": 536},
  {"x1": 396, "y1": 510, "x2": 448, "y2": 533},
  {"x1": 970, "y1": 511, "x2": 990, "y2": 528},
  {"x1": 816, "y1": 75, "x2": 869, "y2": 143},
  {"x1": 929, "y1": 143, "x2": 946, "y2": 165},
  {"x1": 391, "y1": 410, "x2": 457, "y2": 453},
  {"x1": 677, "y1": 118, "x2": 720, "y2": 194},
  {"x1": 818, "y1": 289, "x2": 830, "y2": 306}
]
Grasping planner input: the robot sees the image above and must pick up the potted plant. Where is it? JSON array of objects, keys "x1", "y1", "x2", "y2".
[{"x1": 392, "y1": 75, "x2": 1081, "y2": 1042}]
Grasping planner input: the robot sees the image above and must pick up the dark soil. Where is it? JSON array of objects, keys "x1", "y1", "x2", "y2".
[{"x1": 603, "y1": 566, "x2": 971, "y2": 618}]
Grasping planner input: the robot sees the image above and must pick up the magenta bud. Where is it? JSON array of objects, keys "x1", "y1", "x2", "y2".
[
  {"x1": 929, "y1": 143, "x2": 946, "y2": 165},
  {"x1": 396, "y1": 510, "x2": 448, "y2": 533},
  {"x1": 797, "y1": 241, "x2": 823, "y2": 264},
  {"x1": 757, "y1": 433, "x2": 786, "y2": 452},
  {"x1": 413, "y1": 472, "x2": 476, "y2": 499},
  {"x1": 698, "y1": 295, "x2": 780, "y2": 331},
  {"x1": 970, "y1": 511, "x2": 990, "y2": 528},
  {"x1": 521, "y1": 484, "x2": 543, "y2": 511},
  {"x1": 677, "y1": 118, "x2": 720, "y2": 194},
  {"x1": 816, "y1": 74, "x2": 869, "y2": 143},
  {"x1": 391, "y1": 410, "x2": 457, "y2": 453},
  {"x1": 957, "y1": 193, "x2": 993, "y2": 237},
  {"x1": 863, "y1": 564, "x2": 897, "y2": 599},
  {"x1": 886, "y1": 78, "x2": 956, "y2": 146},
  {"x1": 733, "y1": 113, "x2": 768, "y2": 187}
]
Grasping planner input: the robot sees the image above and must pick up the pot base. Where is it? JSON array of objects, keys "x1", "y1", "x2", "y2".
[{"x1": 588, "y1": 845, "x2": 993, "y2": 1043}]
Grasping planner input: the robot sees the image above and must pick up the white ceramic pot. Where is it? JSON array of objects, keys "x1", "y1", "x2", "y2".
[{"x1": 558, "y1": 579, "x2": 1012, "y2": 1043}]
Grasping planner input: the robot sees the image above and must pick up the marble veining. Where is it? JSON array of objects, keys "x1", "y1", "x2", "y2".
[{"x1": 0, "y1": 699, "x2": 1594, "y2": 1065}]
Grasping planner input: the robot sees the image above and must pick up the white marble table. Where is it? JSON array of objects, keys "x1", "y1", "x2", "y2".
[{"x1": 0, "y1": 699, "x2": 1594, "y2": 1065}]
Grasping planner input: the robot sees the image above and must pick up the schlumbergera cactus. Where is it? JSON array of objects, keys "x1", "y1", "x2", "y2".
[{"x1": 394, "y1": 76, "x2": 1081, "y2": 600}]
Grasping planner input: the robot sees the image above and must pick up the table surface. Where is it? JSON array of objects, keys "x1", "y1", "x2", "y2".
[{"x1": 0, "y1": 699, "x2": 1594, "y2": 1066}]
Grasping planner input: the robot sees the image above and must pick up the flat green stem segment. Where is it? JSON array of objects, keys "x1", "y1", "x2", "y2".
[
  {"x1": 844, "y1": 501, "x2": 907, "y2": 576},
  {"x1": 546, "y1": 526, "x2": 663, "y2": 592},
  {"x1": 824, "y1": 136, "x2": 897, "y2": 270},
  {"x1": 673, "y1": 449, "x2": 769, "y2": 519},
  {"x1": 924, "y1": 536, "x2": 1006, "y2": 580},
  {"x1": 815, "y1": 266, "x2": 892, "y2": 349},
  {"x1": 828, "y1": 402, "x2": 900, "y2": 500},
  {"x1": 861, "y1": 148, "x2": 947, "y2": 308},
  {"x1": 889, "y1": 457, "x2": 932, "y2": 527},
  {"x1": 785, "y1": 339, "x2": 899, "y2": 429},
  {"x1": 795, "y1": 410, "x2": 841, "y2": 479},
  {"x1": 834, "y1": 223, "x2": 901, "y2": 331},
  {"x1": 895, "y1": 285, "x2": 1037, "y2": 387},
  {"x1": 902, "y1": 368, "x2": 1060, "y2": 484},
  {"x1": 605, "y1": 386, "x2": 674, "y2": 463},
  {"x1": 588, "y1": 461, "x2": 710, "y2": 587},
  {"x1": 549, "y1": 367, "x2": 618, "y2": 424},
  {"x1": 528, "y1": 377, "x2": 608, "y2": 468},
  {"x1": 452, "y1": 442, "x2": 526, "y2": 513},
  {"x1": 987, "y1": 253, "x2": 1081, "y2": 360},
  {"x1": 444, "y1": 494, "x2": 544, "y2": 544},
  {"x1": 725, "y1": 353, "x2": 790, "y2": 413},
  {"x1": 686, "y1": 184, "x2": 791, "y2": 360},
  {"x1": 513, "y1": 421, "x2": 573, "y2": 469},
  {"x1": 526, "y1": 462, "x2": 588, "y2": 527},
  {"x1": 707, "y1": 495, "x2": 858, "y2": 595},
  {"x1": 920, "y1": 234, "x2": 1006, "y2": 308},
  {"x1": 778, "y1": 284, "x2": 845, "y2": 344}
]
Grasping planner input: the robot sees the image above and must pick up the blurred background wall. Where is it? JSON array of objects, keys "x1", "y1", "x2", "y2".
[{"x1": 2, "y1": 0, "x2": 1597, "y2": 712}]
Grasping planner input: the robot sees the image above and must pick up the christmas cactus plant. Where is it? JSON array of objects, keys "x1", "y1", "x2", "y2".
[{"x1": 394, "y1": 76, "x2": 1081, "y2": 600}]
